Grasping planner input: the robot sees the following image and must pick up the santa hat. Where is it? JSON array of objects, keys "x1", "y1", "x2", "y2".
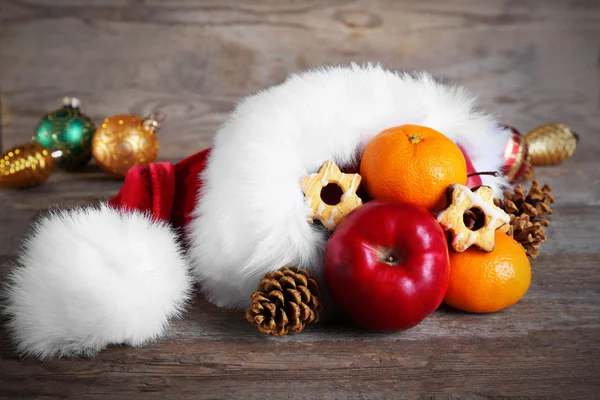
[{"x1": 4, "y1": 64, "x2": 510, "y2": 359}]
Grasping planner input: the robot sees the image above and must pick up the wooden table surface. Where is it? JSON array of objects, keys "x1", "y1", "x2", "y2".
[{"x1": 1, "y1": 1, "x2": 599, "y2": 399}]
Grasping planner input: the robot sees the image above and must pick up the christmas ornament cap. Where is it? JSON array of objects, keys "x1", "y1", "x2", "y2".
[
  {"x1": 62, "y1": 96, "x2": 81, "y2": 109},
  {"x1": 142, "y1": 112, "x2": 165, "y2": 133}
]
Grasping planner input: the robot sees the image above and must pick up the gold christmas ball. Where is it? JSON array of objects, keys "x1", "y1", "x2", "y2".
[
  {"x1": 525, "y1": 123, "x2": 578, "y2": 166},
  {"x1": 0, "y1": 143, "x2": 55, "y2": 189},
  {"x1": 92, "y1": 114, "x2": 162, "y2": 178}
]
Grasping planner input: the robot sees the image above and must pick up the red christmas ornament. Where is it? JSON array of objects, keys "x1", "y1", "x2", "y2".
[
  {"x1": 502, "y1": 125, "x2": 532, "y2": 183},
  {"x1": 459, "y1": 145, "x2": 482, "y2": 188}
]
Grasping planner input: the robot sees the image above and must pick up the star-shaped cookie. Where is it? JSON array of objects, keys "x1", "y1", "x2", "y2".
[
  {"x1": 436, "y1": 184, "x2": 510, "y2": 252},
  {"x1": 300, "y1": 160, "x2": 362, "y2": 231}
]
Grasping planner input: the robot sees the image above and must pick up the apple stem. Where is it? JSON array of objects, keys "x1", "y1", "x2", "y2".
[
  {"x1": 387, "y1": 255, "x2": 395, "y2": 263},
  {"x1": 467, "y1": 171, "x2": 499, "y2": 178}
]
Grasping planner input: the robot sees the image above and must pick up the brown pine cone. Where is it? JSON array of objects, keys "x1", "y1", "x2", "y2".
[
  {"x1": 507, "y1": 214, "x2": 547, "y2": 259},
  {"x1": 246, "y1": 266, "x2": 322, "y2": 336},
  {"x1": 495, "y1": 180, "x2": 554, "y2": 226}
]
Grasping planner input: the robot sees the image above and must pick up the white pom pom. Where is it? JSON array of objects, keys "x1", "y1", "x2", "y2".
[{"x1": 4, "y1": 204, "x2": 192, "y2": 359}]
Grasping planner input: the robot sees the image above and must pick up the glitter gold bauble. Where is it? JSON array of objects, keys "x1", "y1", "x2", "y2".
[
  {"x1": 0, "y1": 143, "x2": 56, "y2": 189},
  {"x1": 33, "y1": 97, "x2": 96, "y2": 170},
  {"x1": 502, "y1": 125, "x2": 533, "y2": 184},
  {"x1": 525, "y1": 123, "x2": 578, "y2": 166},
  {"x1": 92, "y1": 114, "x2": 162, "y2": 178}
]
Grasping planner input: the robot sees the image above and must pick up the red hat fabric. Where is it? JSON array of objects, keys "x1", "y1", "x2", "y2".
[{"x1": 108, "y1": 148, "x2": 211, "y2": 229}]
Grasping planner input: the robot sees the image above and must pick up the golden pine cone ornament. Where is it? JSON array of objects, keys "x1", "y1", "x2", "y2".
[
  {"x1": 507, "y1": 214, "x2": 547, "y2": 259},
  {"x1": 0, "y1": 143, "x2": 55, "y2": 189},
  {"x1": 495, "y1": 181, "x2": 554, "y2": 227},
  {"x1": 246, "y1": 266, "x2": 322, "y2": 336},
  {"x1": 525, "y1": 123, "x2": 578, "y2": 166}
]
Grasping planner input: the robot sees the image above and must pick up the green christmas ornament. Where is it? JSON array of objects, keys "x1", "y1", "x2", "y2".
[{"x1": 33, "y1": 97, "x2": 96, "y2": 170}]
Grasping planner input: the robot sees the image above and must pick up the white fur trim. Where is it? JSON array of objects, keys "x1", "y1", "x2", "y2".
[
  {"x1": 189, "y1": 64, "x2": 511, "y2": 309},
  {"x1": 4, "y1": 205, "x2": 191, "y2": 359}
]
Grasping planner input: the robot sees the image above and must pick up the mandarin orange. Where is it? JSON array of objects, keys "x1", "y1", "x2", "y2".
[
  {"x1": 444, "y1": 231, "x2": 531, "y2": 313},
  {"x1": 360, "y1": 125, "x2": 467, "y2": 212}
]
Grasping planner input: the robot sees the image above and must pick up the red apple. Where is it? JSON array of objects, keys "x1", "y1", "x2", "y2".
[
  {"x1": 459, "y1": 145, "x2": 482, "y2": 188},
  {"x1": 325, "y1": 200, "x2": 450, "y2": 331}
]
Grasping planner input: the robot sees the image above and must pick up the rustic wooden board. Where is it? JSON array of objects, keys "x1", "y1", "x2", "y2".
[
  {"x1": 1, "y1": 0, "x2": 599, "y2": 398},
  {"x1": 1, "y1": 0, "x2": 599, "y2": 159},
  {"x1": 0, "y1": 254, "x2": 599, "y2": 399}
]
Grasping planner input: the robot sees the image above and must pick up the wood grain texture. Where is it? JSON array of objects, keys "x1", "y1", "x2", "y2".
[
  {"x1": 1, "y1": 0, "x2": 599, "y2": 398},
  {"x1": 1, "y1": 0, "x2": 599, "y2": 159},
  {"x1": 0, "y1": 254, "x2": 599, "y2": 399}
]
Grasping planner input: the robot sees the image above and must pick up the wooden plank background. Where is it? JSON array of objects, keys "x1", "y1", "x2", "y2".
[{"x1": 1, "y1": 0, "x2": 599, "y2": 399}]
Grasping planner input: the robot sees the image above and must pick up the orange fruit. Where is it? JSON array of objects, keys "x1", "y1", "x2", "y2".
[
  {"x1": 360, "y1": 125, "x2": 467, "y2": 212},
  {"x1": 444, "y1": 232, "x2": 531, "y2": 313}
]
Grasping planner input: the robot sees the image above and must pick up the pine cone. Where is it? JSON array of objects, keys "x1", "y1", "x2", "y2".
[
  {"x1": 495, "y1": 180, "x2": 554, "y2": 226},
  {"x1": 495, "y1": 181, "x2": 554, "y2": 258},
  {"x1": 246, "y1": 266, "x2": 322, "y2": 336},
  {"x1": 507, "y1": 214, "x2": 547, "y2": 259}
]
